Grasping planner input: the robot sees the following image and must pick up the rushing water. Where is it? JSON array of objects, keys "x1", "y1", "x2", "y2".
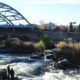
[
  {"x1": 0, "y1": 53, "x2": 48, "y2": 80},
  {"x1": 0, "y1": 53, "x2": 80, "y2": 80}
]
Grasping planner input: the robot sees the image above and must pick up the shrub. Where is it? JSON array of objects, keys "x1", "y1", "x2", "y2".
[
  {"x1": 5, "y1": 38, "x2": 22, "y2": 48},
  {"x1": 34, "y1": 35, "x2": 53, "y2": 49},
  {"x1": 42, "y1": 35, "x2": 52, "y2": 49},
  {"x1": 56, "y1": 41, "x2": 67, "y2": 49},
  {"x1": 56, "y1": 41, "x2": 80, "y2": 64},
  {"x1": 5, "y1": 38, "x2": 35, "y2": 53},
  {"x1": 33, "y1": 40, "x2": 45, "y2": 49},
  {"x1": 56, "y1": 41, "x2": 80, "y2": 50}
]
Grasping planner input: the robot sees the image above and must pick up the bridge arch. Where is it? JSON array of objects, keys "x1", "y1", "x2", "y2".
[{"x1": 0, "y1": 2, "x2": 30, "y2": 25}]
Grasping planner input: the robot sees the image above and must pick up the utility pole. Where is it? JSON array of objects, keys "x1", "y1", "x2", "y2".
[
  {"x1": 68, "y1": 22, "x2": 76, "y2": 39},
  {"x1": 69, "y1": 22, "x2": 76, "y2": 32}
]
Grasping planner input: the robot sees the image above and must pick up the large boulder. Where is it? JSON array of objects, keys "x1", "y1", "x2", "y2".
[
  {"x1": 0, "y1": 69, "x2": 7, "y2": 79},
  {"x1": 62, "y1": 47, "x2": 80, "y2": 65},
  {"x1": 55, "y1": 59, "x2": 71, "y2": 69}
]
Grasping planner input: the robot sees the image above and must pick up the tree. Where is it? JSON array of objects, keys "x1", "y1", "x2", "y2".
[
  {"x1": 77, "y1": 24, "x2": 80, "y2": 32},
  {"x1": 42, "y1": 35, "x2": 52, "y2": 49},
  {"x1": 39, "y1": 20, "x2": 48, "y2": 30}
]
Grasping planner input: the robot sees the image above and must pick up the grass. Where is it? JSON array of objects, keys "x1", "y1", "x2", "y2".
[
  {"x1": 56, "y1": 41, "x2": 80, "y2": 50},
  {"x1": 56, "y1": 41, "x2": 67, "y2": 48},
  {"x1": 33, "y1": 40, "x2": 45, "y2": 49},
  {"x1": 56, "y1": 40, "x2": 80, "y2": 64}
]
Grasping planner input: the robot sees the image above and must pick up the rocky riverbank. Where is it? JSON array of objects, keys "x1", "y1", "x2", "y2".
[
  {"x1": 0, "y1": 68, "x2": 21, "y2": 80},
  {"x1": 0, "y1": 37, "x2": 80, "y2": 70},
  {"x1": 44, "y1": 40, "x2": 80, "y2": 70},
  {"x1": 0, "y1": 38, "x2": 43, "y2": 54}
]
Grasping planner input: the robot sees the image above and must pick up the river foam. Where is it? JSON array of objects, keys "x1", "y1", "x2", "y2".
[{"x1": 0, "y1": 54, "x2": 80, "y2": 80}]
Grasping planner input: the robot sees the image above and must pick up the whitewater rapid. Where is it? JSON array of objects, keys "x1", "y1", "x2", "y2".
[{"x1": 0, "y1": 54, "x2": 80, "y2": 80}]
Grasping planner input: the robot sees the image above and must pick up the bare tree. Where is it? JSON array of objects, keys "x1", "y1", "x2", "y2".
[{"x1": 39, "y1": 20, "x2": 48, "y2": 30}]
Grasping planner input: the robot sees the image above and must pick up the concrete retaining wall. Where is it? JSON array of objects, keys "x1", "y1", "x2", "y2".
[{"x1": 43, "y1": 31, "x2": 80, "y2": 41}]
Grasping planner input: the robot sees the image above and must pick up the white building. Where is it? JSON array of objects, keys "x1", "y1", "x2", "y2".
[{"x1": 48, "y1": 22, "x2": 57, "y2": 30}]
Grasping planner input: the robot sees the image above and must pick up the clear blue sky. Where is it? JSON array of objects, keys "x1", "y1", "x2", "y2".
[{"x1": 0, "y1": 0, "x2": 80, "y2": 25}]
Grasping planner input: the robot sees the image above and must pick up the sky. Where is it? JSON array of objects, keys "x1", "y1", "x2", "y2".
[{"x1": 0, "y1": 0, "x2": 80, "y2": 25}]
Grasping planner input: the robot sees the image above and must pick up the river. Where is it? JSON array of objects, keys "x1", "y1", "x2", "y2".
[{"x1": 0, "y1": 53, "x2": 80, "y2": 80}]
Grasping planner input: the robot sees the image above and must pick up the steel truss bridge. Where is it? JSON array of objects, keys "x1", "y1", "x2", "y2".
[
  {"x1": 0, "y1": 2, "x2": 36, "y2": 40},
  {"x1": 0, "y1": 2, "x2": 36, "y2": 33},
  {"x1": 0, "y1": 2, "x2": 30, "y2": 25}
]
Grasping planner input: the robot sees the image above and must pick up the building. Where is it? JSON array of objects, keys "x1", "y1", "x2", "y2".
[{"x1": 48, "y1": 22, "x2": 57, "y2": 30}]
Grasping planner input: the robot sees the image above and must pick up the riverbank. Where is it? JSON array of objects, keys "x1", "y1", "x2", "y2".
[
  {"x1": 0, "y1": 38, "x2": 37, "y2": 54},
  {"x1": 0, "y1": 37, "x2": 80, "y2": 70},
  {"x1": 0, "y1": 53, "x2": 80, "y2": 80},
  {"x1": 0, "y1": 36, "x2": 55, "y2": 54}
]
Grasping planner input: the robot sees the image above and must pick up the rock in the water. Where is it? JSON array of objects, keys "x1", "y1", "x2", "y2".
[
  {"x1": 0, "y1": 69, "x2": 7, "y2": 79},
  {"x1": 55, "y1": 59, "x2": 71, "y2": 69}
]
